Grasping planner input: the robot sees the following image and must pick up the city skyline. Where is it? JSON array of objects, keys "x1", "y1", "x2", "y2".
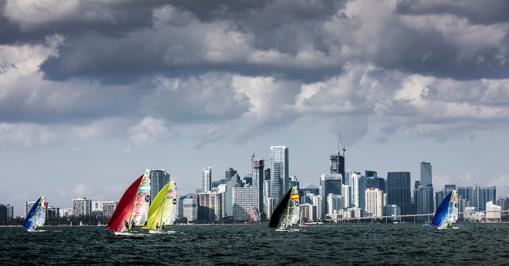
[{"x1": 1, "y1": 0, "x2": 509, "y2": 216}]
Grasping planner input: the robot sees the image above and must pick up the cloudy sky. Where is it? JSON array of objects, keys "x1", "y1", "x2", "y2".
[{"x1": 1, "y1": 0, "x2": 509, "y2": 215}]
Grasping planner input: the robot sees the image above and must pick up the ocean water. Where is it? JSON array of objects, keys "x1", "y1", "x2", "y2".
[{"x1": 1, "y1": 223, "x2": 509, "y2": 265}]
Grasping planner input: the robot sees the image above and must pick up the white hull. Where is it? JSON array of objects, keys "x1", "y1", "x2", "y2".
[
  {"x1": 113, "y1": 231, "x2": 147, "y2": 237},
  {"x1": 27, "y1": 229, "x2": 46, "y2": 233},
  {"x1": 148, "y1": 230, "x2": 177, "y2": 234},
  {"x1": 275, "y1": 228, "x2": 300, "y2": 232}
]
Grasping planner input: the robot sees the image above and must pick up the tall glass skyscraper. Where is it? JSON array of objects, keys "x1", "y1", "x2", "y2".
[
  {"x1": 386, "y1": 172, "x2": 411, "y2": 215},
  {"x1": 420, "y1": 162, "x2": 432, "y2": 186},
  {"x1": 150, "y1": 169, "x2": 170, "y2": 203},
  {"x1": 270, "y1": 146, "x2": 289, "y2": 204},
  {"x1": 415, "y1": 162, "x2": 434, "y2": 215},
  {"x1": 320, "y1": 173, "x2": 342, "y2": 218},
  {"x1": 330, "y1": 150, "x2": 345, "y2": 183},
  {"x1": 252, "y1": 159, "x2": 264, "y2": 216}
]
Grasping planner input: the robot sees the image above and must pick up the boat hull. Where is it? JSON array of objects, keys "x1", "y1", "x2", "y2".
[
  {"x1": 113, "y1": 231, "x2": 147, "y2": 237},
  {"x1": 148, "y1": 230, "x2": 177, "y2": 234},
  {"x1": 27, "y1": 229, "x2": 46, "y2": 233}
]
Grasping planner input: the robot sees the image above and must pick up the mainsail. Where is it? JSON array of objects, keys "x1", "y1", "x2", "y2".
[
  {"x1": 431, "y1": 189, "x2": 459, "y2": 229},
  {"x1": 268, "y1": 186, "x2": 300, "y2": 230},
  {"x1": 107, "y1": 171, "x2": 151, "y2": 232},
  {"x1": 144, "y1": 180, "x2": 178, "y2": 230},
  {"x1": 23, "y1": 196, "x2": 47, "y2": 230}
]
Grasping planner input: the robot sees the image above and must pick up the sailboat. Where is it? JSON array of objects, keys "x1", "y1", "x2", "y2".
[
  {"x1": 269, "y1": 186, "x2": 300, "y2": 232},
  {"x1": 431, "y1": 189, "x2": 459, "y2": 229},
  {"x1": 143, "y1": 179, "x2": 178, "y2": 234},
  {"x1": 107, "y1": 170, "x2": 151, "y2": 236},
  {"x1": 23, "y1": 196, "x2": 47, "y2": 232}
]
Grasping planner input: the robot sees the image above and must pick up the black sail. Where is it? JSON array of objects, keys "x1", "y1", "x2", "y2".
[{"x1": 268, "y1": 188, "x2": 292, "y2": 228}]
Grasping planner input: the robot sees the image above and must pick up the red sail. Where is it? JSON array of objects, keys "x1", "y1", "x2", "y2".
[{"x1": 107, "y1": 175, "x2": 142, "y2": 232}]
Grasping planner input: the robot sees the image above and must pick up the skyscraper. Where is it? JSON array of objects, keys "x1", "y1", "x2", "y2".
[
  {"x1": 225, "y1": 167, "x2": 238, "y2": 182},
  {"x1": 386, "y1": 172, "x2": 411, "y2": 215},
  {"x1": 330, "y1": 150, "x2": 345, "y2": 183},
  {"x1": 72, "y1": 197, "x2": 92, "y2": 217},
  {"x1": 232, "y1": 186, "x2": 259, "y2": 221},
  {"x1": 252, "y1": 159, "x2": 264, "y2": 216},
  {"x1": 270, "y1": 146, "x2": 289, "y2": 204},
  {"x1": 365, "y1": 188, "x2": 383, "y2": 218},
  {"x1": 365, "y1": 170, "x2": 385, "y2": 191},
  {"x1": 150, "y1": 169, "x2": 170, "y2": 202},
  {"x1": 473, "y1": 184, "x2": 496, "y2": 211},
  {"x1": 320, "y1": 173, "x2": 342, "y2": 218},
  {"x1": 349, "y1": 172, "x2": 366, "y2": 210},
  {"x1": 414, "y1": 162, "x2": 434, "y2": 215},
  {"x1": 198, "y1": 191, "x2": 223, "y2": 221},
  {"x1": 326, "y1": 193, "x2": 343, "y2": 216},
  {"x1": 202, "y1": 167, "x2": 212, "y2": 192}
]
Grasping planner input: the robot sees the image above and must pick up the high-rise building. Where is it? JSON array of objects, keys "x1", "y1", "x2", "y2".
[
  {"x1": 72, "y1": 198, "x2": 92, "y2": 217},
  {"x1": 309, "y1": 194, "x2": 322, "y2": 219},
  {"x1": 0, "y1": 204, "x2": 13, "y2": 223},
  {"x1": 365, "y1": 171, "x2": 385, "y2": 191},
  {"x1": 420, "y1": 162, "x2": 432, "y2": 186},
  {"x1": 253, "y1": 159, "x2": 264, "y2": 216},
  {"x1": 436, "y1": 184, "x2": 457, "y2": 210},
  {"x1": 383, "y1": 204, "x2": 401, "y2": 217},
  {"x1": 102, "y1": 201, "x2": 117, "y2": 218},
  {"x1": 386, "y1": 172, "x2": 411, "y2": 215},
  {"x1": 414, "y1": 162, "x2": 434, "y2": 215},
  {"x1": 270, "y1": 146, "x2": 289, "y2": 204},
  {"x1": 232, "y1": 186, "x2": 259, "y2": 221},
  {"x1": 365, "y1": 188, "x2": 383, "y2": 218},
  {"x1": 349, "y1": 172, "x2": 366, "y2": 210},
  {"x1": 330, "y1": 144, "x2": 346, "y2": 182},
  {"x1": 299, "y1": 185, "x2": 320, "y2": 204},
  {"x1": 150, "y1": 169, "x2": 170, "y2": 203},
  {"x1": 59, "y1": 208, "x2": 73, "y2": 218},
  {"x1": 326, "y1": 194, "x2": 343, "y2": 216},
  {"x1": 224, "y1": 173, "x2": 241, "y2": 217},
  {"x1": 198, "y1": 191, "x2": 223, "y2": 221},
  {"x1": 496, "y1": 197, "x2": 509, "y2": 211},
  {"x1": 473, "y1": 184, "x2": 496, "y2": 211},
  {"x1": 225, "y1": 168, "x2": 238, "y2": 182},
  {"x1": 299, "y1": 203, "x2": 317, "y2": 222},
  {"x1": 458, "y1": 186, "x2": 474, "y2": 208},
  {"x1": 341, "y1": 184, "x2": 350, "y2": 208},
  {"x1": 202, "y1": 167, "x2": 212, "y2": 192},
  {"x1": 320, "y1": 173, "x2": 342, "y2": 218},
  {"x1": 47, "y1": 206, "x2": 60, "y2": 220}
]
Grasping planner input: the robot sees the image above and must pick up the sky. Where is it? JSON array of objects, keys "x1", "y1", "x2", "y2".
[{"x1": 1, "y1": 0, "x2": 509, "y2": 215}]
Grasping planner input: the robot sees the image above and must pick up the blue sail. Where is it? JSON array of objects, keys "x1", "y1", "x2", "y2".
[
  {"x1": 23, "y1": 197, "x2": 46, "y2": 230},
  {"x1": 431, "y1": 190, "x2": 454, "y2": 228}
]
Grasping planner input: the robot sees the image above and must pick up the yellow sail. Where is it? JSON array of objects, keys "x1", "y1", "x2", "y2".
[
  {"x1": 143, "y1": 182, "x2": 170, "y2": 230},
  {"x1": 143, "y1": 180, "x2": 177, "y2": 230}
]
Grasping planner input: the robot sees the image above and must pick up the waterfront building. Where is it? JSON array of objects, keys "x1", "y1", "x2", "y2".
[
  {"x1": 349, "y1": 172, "x2": 366, "y2": 210},
  {"x1": 496, "y1": 197, "x2": 509, "y2": 210},
  {"x1": 225, "y1": 168, "x2": 238, "y2": 182},
  {"x1": 181, "y1": 194, "x2": 198, "y2": 222},
  {"x1": 326, "y1": 193, "x2": 343, "y2": 216},
  {"x1": 0, "y1": 204, "x2": 14, "y2": 222},
  {"x1": 224, "y1": 173, "x2": 241, "y2": 217},
  {"x1": 473, "y1": 184, "x2": 496, "y2": 211},
  {"x1": 47, "y1": 205, "x2": 60, "y2": 220},
  {"x1": 341, "y1": 184, "x2": 350, "y2": 208},
  {"x1": 414, "y1": 162, "x2": 434, "y2": 215},
  {"x1": 198, "y1": 191, "x2": 223, "y2": 221},
  {"x1": 72, "y1": 198, "x2": 92, "y2": 217},
  {"x1": 102, "y1": 201, "x2": 117, "y2": 218},
  {"x1": 265, "y1": 197, "x2": 275, "y2": 219},
  {"x1": 299, "y1": 203, "x2": 317, "y2": 222},
  {"x1": 366, "y1": 170, "x2": 385, "y2": 192},
  {"x1": 202, "y1": 167, "x2": 212, "y2": 192},
  {"x1": 270, "y1": 146, "x2": 289, "y2": 204},
  {"x1": 345, "y1": 207, "x2": 364, "y2": 219},
  {"x1": 386, "y1": 172, "x2": 412, "y2": 215},
  {"x1": 59, "y1": 208, "x2": 73, "y2": 218},
  {"x1": 252, "y1": 159, "x2": 264, "y2": 216},
  {"x1": 320, "y1": 173, "x2": 342, "y2": 218},
  {"x1": 232, "y1": 186, "x2": 259, "y2": 221},
  {"x1": 150, "y1": 169, "x2": 170, "y2": 203},
  {"x1": 365, "y1": 188, "x2": 383, "y2": 218},
  {"x1": 309, "y1": 194, "x2": 322, "y2": 219},
  {"x1": 486, "y1": 201, "x2": 501, "y2": 222}
]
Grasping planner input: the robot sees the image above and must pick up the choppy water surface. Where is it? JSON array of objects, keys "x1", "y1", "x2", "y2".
[{"x1": 1, "y1": 223, "x2": 508, "y2": 265}]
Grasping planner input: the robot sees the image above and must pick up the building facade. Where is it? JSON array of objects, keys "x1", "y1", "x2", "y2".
[
  {"x1": 386, "y1": 172, "x2": 412, "y2": 215},
  {"x1": 365, "y1": 188, "x2": 383, "y2": 218},
  {"x1": 198, "y1": 191, "x2": 223, "y2": 221},
  {"x1": 150, "y1": 169, "x2": 170, "y2": 203},
  {"x1": 270, "y1": 146, "x2": 289, "y2": 205},
  {"x1": 320, "y1": 173, "x2": 342, "y2": 218},
  {"x1": 72, "y1": 198, "x2": 92, "y2": 217},
  {"x1": 232, "y1": 186, "x2": 259, "y2": 221},
  {"x1": 202, "y1": 167, "x2": 212, "y2": 192}
]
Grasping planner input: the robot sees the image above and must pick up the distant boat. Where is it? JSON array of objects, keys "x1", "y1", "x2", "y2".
[
  {"x1": 107, "y1": 170, "x2": 151, "y2": 236},
  {"x1": 432, "y1": 189, "x2": 459, "y2": 229},
  {"x1": 143, "y1": 179, "x2": 178, "y2": 234},
  {"x1": 269, "y1": 186, "x2": 300, "y2": 232},
  {"x1": 23, "y1": 196, "x2": 47, "y2": 232}
]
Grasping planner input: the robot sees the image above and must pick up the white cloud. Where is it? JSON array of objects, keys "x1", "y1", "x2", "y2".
[{"x1": 127, "y1": 116, "x2": 169, "y2": 148}]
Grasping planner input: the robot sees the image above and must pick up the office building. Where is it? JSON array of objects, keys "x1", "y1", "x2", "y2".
[
  {"x1": 349, "y1": 172, "x2": 366, "y2": 210},
  {"x1": 300, "y1": 203, "x2": 317, "y2": 222},
  {"x1": 496, "y1": 197, "x2": 509, "y2": 210},
  {"x1": 366, "y1": 170, "x2": 385, "y2": 191},
  {"x1": 225, "y1": 168, "x2": 238, "y2": 182},
  {"x1": 224, "y1": 173, "x2": 241, "y2": 217},
  {"x1": 102, "y1": 201, "x2": 117, "y2": 218},
  {"x1": 309, "y1": 194, "x2": 322, "y2": 219},
  {"x1": 342, "y1": 184, "x2": 350, "y2": 208},
  {"x1": 252, "y1": 159, "x2": 264, "y2": 216},
  {"x1": 270, "y1": 146, "x2": 289, "y2": 204},
  {"x1": 299, "y1": 185, "x2": 320, "y2": 204},
  {"x1": 326, "y1": 194, "x2": 343, "y2": 216},
  {"x1": 365, "y1": 188, "x2": 383, "y2": 218},
  {"x1": 150, "y1": 169, "x2": 170, "y2": 203},
  {"x1": 232, "y1": 186, "x2": 259, "y2": 221},
  {"x1": 486, "y1": 201, "x2": 501, "y2": 222},
  {"x1": 202, "y1": 167, "x2": 212, "y2": 192},
  {"x1": 473, "y1": 184, "x2": 496, "y2": 211},
  {"x1": 0, "y1": 204, "x2": 13, "y2": 223},
  {"x1": 180, "y1": 194, "x2": 198, "y2": 222},
  {"x1": 414, "y1": 162, "x2": 434, "y2": 215},
  {"x1": 386, "y1": 172, "x2": 411, "y2": 215},
  {"x1": 198, "y1": 191, "x2": 223, "y2": 221},
  {"x1": 435, "y1": 185, "x2": 457, "y2": 210},
  {"x1": 383, "y1": 204, "x2": 401, "y2": 218},
  {"x1": 320, "y1": 173, "x2": 342, "y2": 218},
  {"x1": 72, "y1": 198, "x2": 92, "y2": 217}
]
